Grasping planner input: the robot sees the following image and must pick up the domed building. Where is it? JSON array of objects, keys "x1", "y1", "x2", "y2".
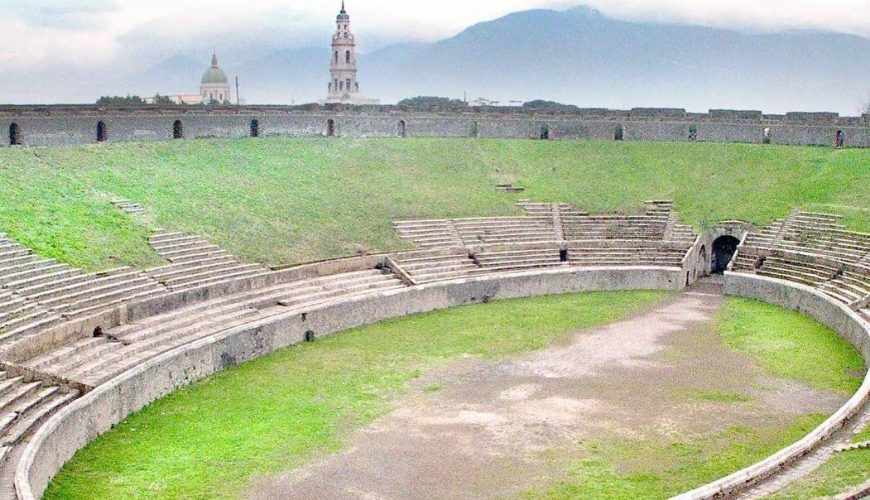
[{"x1": 200, "y1": 53, "x2": 232, "y2": 104}]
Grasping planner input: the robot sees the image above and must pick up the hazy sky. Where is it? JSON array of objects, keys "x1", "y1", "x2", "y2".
[
  {"x1": 1, "y1": 0, "x2": 867, "y2": 71},
  {"x1": 0, "y1": 0, "x2": 867, "y2": 108}
]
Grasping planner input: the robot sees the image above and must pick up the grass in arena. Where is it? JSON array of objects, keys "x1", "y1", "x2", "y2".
[
  {"x1": 45, "y1": 291, "x2": 668, "y2": 499},
  {"x1": 716, "y1": 298, "x2": 864, "y2": 394},
  {"x1": 46, "y1": 292, "x2": 866, "y2": 499},
  {"x1": 0, "y1": 138, "x2": 867, "y2": 271}
]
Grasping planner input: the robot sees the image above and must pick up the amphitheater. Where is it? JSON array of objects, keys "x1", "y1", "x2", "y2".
[{"x1": 0, "y1": 180, "x2": 863, "y2": 499}]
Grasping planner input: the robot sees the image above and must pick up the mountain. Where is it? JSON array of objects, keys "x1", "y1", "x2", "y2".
[{"x1": 131, "y1": 7, "x2": 870, "y2": 112}]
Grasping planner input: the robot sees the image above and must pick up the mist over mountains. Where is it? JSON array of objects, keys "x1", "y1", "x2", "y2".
[{"x1": 17, "y1": 7, "x2": 870, "y2": 113}]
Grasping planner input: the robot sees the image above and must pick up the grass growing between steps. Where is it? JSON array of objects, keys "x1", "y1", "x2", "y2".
[
  {"x1": 45, "y1": 291, "x2": 668, "y2": 500},
  {"x1": 0, "y1": 138, "x2": 867, "y2": 271},
  {"x1": 716, "y1": 298, "x2": 865, "y2": 395}
]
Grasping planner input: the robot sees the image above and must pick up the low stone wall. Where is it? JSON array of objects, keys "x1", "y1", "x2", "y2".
[
  {"x1": 674, "y1": 272, "x2": 870, "y2": 499},
  {"x1": 15, "y1": 266, "x2": 681, "y2": 499}
]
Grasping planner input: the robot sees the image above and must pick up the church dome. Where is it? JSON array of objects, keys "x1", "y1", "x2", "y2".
[{"x1": 201, "y1": 54, "x2": 228, "y2": 85}]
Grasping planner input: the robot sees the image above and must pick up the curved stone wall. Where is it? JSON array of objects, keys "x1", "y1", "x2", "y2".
[
  {"x1": 1, "y1": 105, "x2": 867, "y2": 147},
  {"x1": 15, "y1": 266, "x2": 682, "y2": 499},
  {"x1": 13, "y1": 267, "x2": 870, "y2": 499}
]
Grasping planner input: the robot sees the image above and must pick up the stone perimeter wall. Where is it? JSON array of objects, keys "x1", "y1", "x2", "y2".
[
  {"x1": 16, "y1": 267, "x2": 681, "y2": 499},
  {"x1": 1, "y1": 105, "x2": 868, "y2": 147}
]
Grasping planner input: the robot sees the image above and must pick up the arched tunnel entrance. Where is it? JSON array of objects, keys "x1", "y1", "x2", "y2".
[{"x1": 711, "y1": 236, "x2": 740, "y2": 274}]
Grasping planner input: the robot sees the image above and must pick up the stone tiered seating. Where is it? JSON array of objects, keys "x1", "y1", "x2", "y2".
[
  {"x1": 0, "y1": 370, "x2": 77, "y2": 462},
  {"x1": 391, "y1": 250, "x2": 478, "y2": 283},
  {"x1": 733, "y1": 211, "x2": 870, "y2": 309},
  {"x1": 0, "y1": 291, "x2": 61, "y2": 344},
  {"x1": 473, "y1": 246, "x2": 564, "y2": 273},
  {"x1": 112, "y1": 200, "x2": 145, "y2": 216},
  {"x1": 771, "y1": 211, "x2": 870, "y2": 264},
  {"x1": 146, "y1": 231, "x2": 271, "y2": 292},
  {"x1": 0, "y1": 234, "x2": 166, "y2": 323},
  {"x1": 26, "y1": 269, "x2": 405, "y2": 387},
  {"x1": 819, "y1": 266, "x2": 870, "y2": 305},
  {"x1": 392, "y1": 220, "x2": 464, "y2": 248},
  {"x1": 567, "y1": 243, "x2": 688, "y2": 267},
  {"x1": 454, "y1": 217, "x2": 557, "y2": 246},
  {"x1": 561, "y1": 202, "x2": 673, "y2": 241}
]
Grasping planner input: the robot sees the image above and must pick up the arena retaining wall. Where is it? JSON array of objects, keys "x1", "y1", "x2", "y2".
[
  {"x1": 1, "y1": 106, "x2": 867, "y2": 147},
  {"x1": 15, "y1": 266, "x2": 682, "y2": 499}
]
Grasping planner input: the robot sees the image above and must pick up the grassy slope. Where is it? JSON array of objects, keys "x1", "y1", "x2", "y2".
[
  {"x1": 530, "y1": 297, "x2": 865, "y2": 499},
  {"x1": 0, "y1": 139, "x2": 867, "y2": 271},
  {"x1": 46, "y1": 291, "x2": 668, "y2": 500}
]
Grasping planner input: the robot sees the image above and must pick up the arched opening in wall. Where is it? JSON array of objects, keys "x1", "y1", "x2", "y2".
[
  {"x1": 711, "y1": 236, "x2": 740, "y2": 274},
  {"x1": 345, "y1": 50, "x2": 351, "y2": 64},
  {"x1": 96, "y1": 121, "x2": 108, "y2": 142},
  {"x1": 8, "y1": 123, "x2": 21, "y2": 146},
  {"x1": 763, "y1": 127, "x2": 771, "y2": 144},
  {"x1": 172, "y1": 120, "x2": 183, "y2": 139},
  {"x1": 470, "y1": 121, "x2": 479, "y2": 138},
  {"x1": 688, "y1": 124, "x2": 698, "y2": 141},
  {"x1": 250, "y1": 119, "x2": 260, "y2": 138},
  {"x1": 614, "y1": 124, "x2": 624, "y2": 141},
  {"x1": 327, "y1": 119, "x2": 336, "y2": 137},
  {"x1": 398, "y1": 120, "x2": 407, "y2": 138},
  {"x1": 540, "y1": 124, "x2": 550, "y2": 140},
  {"x1": 835, "y1": 130, "x2": 845, "y2": 148}
]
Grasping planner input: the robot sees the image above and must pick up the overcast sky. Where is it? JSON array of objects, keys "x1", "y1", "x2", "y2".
[{"x1": 0, "y1": 0, "x2": 868, "y2": 106}]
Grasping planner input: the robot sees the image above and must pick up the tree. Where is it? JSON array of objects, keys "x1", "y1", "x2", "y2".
[
  {"x1": 95, "y1": 95, "x2": 146, "y2": 107},
  {"x1": 151, "y1": 94, "x2": 175, "y2": 105},
  {"x1": 522, "y1": 100, "x2": 579, "y2": 113},
  {"x1": 398, "y1": 96, "x2": 467, "y2": 111}
]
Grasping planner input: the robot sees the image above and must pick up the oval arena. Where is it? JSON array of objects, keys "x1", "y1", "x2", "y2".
[{"x1": 0, "y1": 192, "x2": 864, "y2": 499}]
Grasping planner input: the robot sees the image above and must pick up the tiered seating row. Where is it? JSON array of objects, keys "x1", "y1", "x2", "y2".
[
  {"x1": 146, "y1": 231, "x2": 270, "y2": 293},
  {"x1": 391, "y1": 250, "x2": 477, "y2": 284},
  {"x1": 0, "y1": 370, "x2": 77, "y2": 462},
  {"x1": 392, "y1": 220, "x2": 463, "y2": 248},
  {"x1": 473, "y1": 246, "x2": 564, "y2": 273},
  {"x1": 567, "y1": 243, "x2": 688, "y2": 268},
  {"x1": 26, "y1": 270, "x2": 405, "y2": 387},
  {"x1": 819, "y1": 266, "x2": 870, "y2": 305},
  {"x1": 0, "y1": 234, "x2": 167, "y2": 325},
  {"x1": 454, "y1": 217, "x2": 557, "y2": 246},
  {"x1": 775, "y1": 212, "x2": 869, "y2": 264},
  {"x1": 0, "y1": 291, "x2": 60, "y2": 345}
]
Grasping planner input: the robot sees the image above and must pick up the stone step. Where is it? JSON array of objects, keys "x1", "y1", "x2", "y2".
[
  {"x1": 0, "y1": 249, "x2": 33, "y2": 262},
  {"x1": 44, "y1": 341, "x2": 126, "y2": 378},
  {"x1": 163, "y1": 264, "x2": 265, "y2": 289},
  {"x1": 62, "y1": 287, "x2": 167, "y2": 320},
  {"x1": 0, "y1": 305, "x2": 55, "y2": 333},
  {"x1": 146, "y1": 255, "x2": 239, "y2": 279},
  {"x1": 27, "y1": 337, "x2": 107, "y2": 371},
  {"x1": 411, "y1": 269, "x2": 478, "y2": 283},
  {"x1": 15, "y1": 273, "x2": 98, "y2": 297},
  {"x1": 150, "y1": 239, "x2": 210, "y2": 254},
  {"x1": 159, "y1": 244, "x2": 224, "y2": 260},
  {"x1": 0, "y1": 259, "x2": 59, "y2": 280},
  {"x1": 1, "y1": 389, "x2": 78, "y2": 446},
  {"x1": 0, "y1": 380, "x2": 41, "y2": 412},
  {"x1": 148, "y1": 232, "x2": 197, "y2": 245},
  {"x1": 0, "y1": 386, "x2": 59, "y2": 436},
  {"x1": 34, "y1": 271, "x2": 149, "y2": 305},
  {"x1": 169, "y1": 270, "x2": 274, "y2": 294},
  {"x1": 278, "y1": 278, "x2": 403, "y2": 309},
  {"x1": 168, "y1": 249, "x2": 233, "y2": 264},
  {"x1": 1, "y1": 266, "x2": 85, "y2": 289},
  {"x1": 0, "y1": 314, "x2": 63, "y2": 344}
]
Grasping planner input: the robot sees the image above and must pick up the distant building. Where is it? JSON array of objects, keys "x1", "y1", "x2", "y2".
[
  {"x1": 144, "y1": 53, "x2": 234, "y2": 105},
  {"x1": 325, "y1": 2, "x2": 379, "y2": 105},
  {"x1": 201, "y1": 53, "x2": 232, "y2": 104}
]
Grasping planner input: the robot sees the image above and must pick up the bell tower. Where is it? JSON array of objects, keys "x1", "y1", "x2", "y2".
[{"x1": 325, "y1": 2, "x2": 379, "y2": 105}]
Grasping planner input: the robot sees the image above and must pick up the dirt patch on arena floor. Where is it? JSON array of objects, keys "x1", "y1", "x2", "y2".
[{"x1": 248, "y1": 287, "x2": 846, "y2": 499}]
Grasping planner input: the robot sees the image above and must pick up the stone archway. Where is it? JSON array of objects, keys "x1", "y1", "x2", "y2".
[
  {"x1": 327, "y1": 119, "x2": 336, "y2": 137},
  {"x1": 711, "y1": 236, "x2": 740, "y2": 274},
  {"x1": 835, "y1": 130, "x2": 845, "y2": 148},
  {"x1": 398, "y1": 120, "x2": 407, "y2": 138},
  {"x1": 251, "y1": 119, "x2": 260, "y2": 138},
  {"x1": 9, "y1": 123, "x2": 22, "y2": 146},
  {"x1": 172, "y1": 120, "x2": 183, "y2": 139},
  {"x1": 614, "y1": 124, "x2": 624, "y2": 141},
  {"x1": 540, "y1": 124, "x2": 550, "y2": 140},
  {"x1": 97, "y1": 121, "x2": 108, "y2": 143}
]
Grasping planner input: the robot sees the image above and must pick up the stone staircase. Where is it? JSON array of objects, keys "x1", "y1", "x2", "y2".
[
  {"x1": 391, "y1": 220, "x2": 465, "y2": 249},
  {"x1": 567, "y1": 243, "x2": 688, "y2": 267},
  {"x1": 0, "y1": 234, "x2": 167, "y2": 330},
  {"x1": 390, "y1": 250, "x2": 478, "y2": 284},
  {"x1": 111, "y1": 199, "x2": 146, "y2": 217},
  {"x1": 0, "y1": 370, "x2": 77, "y2": 463},
  {"x1": 146, "y1": 231, "x2": 271, "y2": 293},
  {"x1": 473, "y1": 246, "x2": 564, "y2": 274}
]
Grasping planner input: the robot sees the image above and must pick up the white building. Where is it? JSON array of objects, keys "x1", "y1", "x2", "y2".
[{"x1": 324, "y1": 2, "x2": 379, "y2": 105}]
